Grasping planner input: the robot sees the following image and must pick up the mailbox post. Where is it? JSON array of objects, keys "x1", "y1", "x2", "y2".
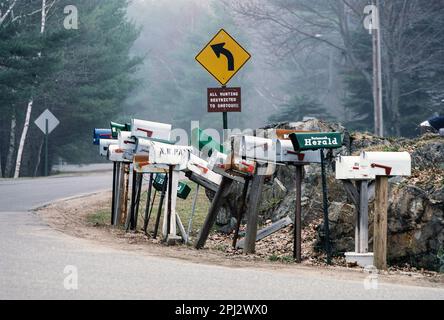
[
  {"x1": 289, "y1": 132, "x2": 343, "y2": 264},
  {"x1": 336, "y1": 151, "x2": 411, "y2": 269}
]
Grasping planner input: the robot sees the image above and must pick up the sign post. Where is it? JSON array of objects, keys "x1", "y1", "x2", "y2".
[
  {"x1": 196, "y1": 29, "x2": 250, "y2": 131},
  {"x1": 34, "y1": 109, "x2": 60, "y2": 177}
]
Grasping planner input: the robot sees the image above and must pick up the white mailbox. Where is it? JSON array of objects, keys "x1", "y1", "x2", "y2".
[
  {"x1": 276, "y1": 139, "x2": 321, "y2": 164},
  {"x1": 361, "y1": 151, "x2": 411, "y2": 177},
  {"x1": 133, "y1": 154, "x2": 168, "y2": 173},
  {"x1": 108, "y1": 144, "x2": 126, "y2": 162},
  {"x1": 240, "y1": 136, "x2": 275, "y2": 163},
  {"x1": 118, "y1": 131, "x2": 136, "y2": 151},
  {"x1": 148, "y1": 141, "x2": 192, "y2": 171},
  {"x1": 335, "y1": 155, "x2": 370, "y2": 180},
  {"x1": 187, "y1": 154, "x2": 222, "y2": 185},
  {"x1": 207, "y1": 150, "x2": 228, "y2": 171},
  {"x1": 99, "y1": 139, "x2": 117, "y2": 157},
  {"x1": 131, "y1": 119, "x2": 172, "y2": 141},
  {"x1": 135, "y1": 137, "x2": 151, "y2": 155}
]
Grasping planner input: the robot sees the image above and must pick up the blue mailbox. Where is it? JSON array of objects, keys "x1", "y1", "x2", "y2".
[{"x1": 93, "y1": 129, "x2": 113, "y2": 145}]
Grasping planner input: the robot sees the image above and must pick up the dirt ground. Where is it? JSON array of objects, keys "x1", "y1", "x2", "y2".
[{"x1": 35, "y1": 191, "x2": 444, "y2": 288}]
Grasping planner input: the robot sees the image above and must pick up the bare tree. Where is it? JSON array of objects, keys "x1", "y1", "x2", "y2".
[{"x1": 227, "y1": 0, "x2": 444, "y2": 136}]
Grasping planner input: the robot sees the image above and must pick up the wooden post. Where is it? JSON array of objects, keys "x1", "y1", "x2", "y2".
[
  {"x1": 232, "y1": 178, "x2": 250, "y2": 248},
  {"x1": 143, "y1": 174, "x2": 154, "y2": 233},
  {"x1": 294, "y1": 165, "x2": 303, "y2": 263},
  {"x1": 195, "y1": 176, "x2": 233, "y2": 249},
  {"x1": 126, "y1": 169, "x2": 138, "y2": 231},
  {"x1": 374, "y1": 176, "x2": 388, "y2": 270},
  {"x1": 359, "y1": 180, "x2": 369, "y2": 253},
  {"x1": 119, "y1": 164, "x2": 129, "y2": 225},
  {"x1": 134, "y1": 173, "x2": 143, "y2": 230},
  {"x1": 244, "y1": 168, "x2": 266, "y2": 254}
]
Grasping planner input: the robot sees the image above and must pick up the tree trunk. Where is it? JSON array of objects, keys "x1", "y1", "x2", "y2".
[
  {"x1": 5, "y1": 113, "x2": 17, "y2": 177},
  {"x1": 14, "y1": 100, "x2": 33, "y2": 178},
  {"x1": 14, "y1": 0, "x2": 48, "y2": 179}
]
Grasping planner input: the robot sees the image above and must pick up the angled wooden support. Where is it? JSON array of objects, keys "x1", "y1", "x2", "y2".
[
  {"x1": 232, "y1": 177, "x2": 251, "y2": 248},
  {"x1": 195, "y1": 176, "x2": 233, "y2": 249},
  {"x1": 143, "y1": 173, "x2": 154, "y2": 234},
  {"x1": 236, "y1": 216, "x2": 292, "y2": 249},
  {"x1": 244, "y1": 169, "x2": 266, "y2": 254}
]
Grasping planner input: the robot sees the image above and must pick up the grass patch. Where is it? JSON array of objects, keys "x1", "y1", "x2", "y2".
[
  {"x1": 87, "y1": 208, "x2": 111, "y2": 226},
  {"x1": 87, "y1": 178, "x2": 211, "y2": 236},
  {"x1": 268, "y1": 254, "x2": 295, "y2": 263}
]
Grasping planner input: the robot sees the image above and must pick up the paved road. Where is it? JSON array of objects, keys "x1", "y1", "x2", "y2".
[{"x1": 1, "y1": 173, "x2": 443, "y2": 300}]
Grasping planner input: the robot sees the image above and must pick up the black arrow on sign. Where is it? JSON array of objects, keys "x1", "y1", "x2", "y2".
[{"x1": 211, "y1": 43, "x2": 234, "y2": 71}]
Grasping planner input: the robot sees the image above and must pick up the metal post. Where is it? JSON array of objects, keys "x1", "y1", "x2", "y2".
[
  {"x1": 320, "y1": 149, "x2": 331, "y2": 264},
  {"x1": 167, "y1": 166, "x2": 173, "y2": 236},
  {"x1": 111, "y1": 162, "x2": 117, "y2": 225},
  {"x1": 223, "y1": 112, "x2": 228, "y2": 130},
  {"x1": 153, "y1": 174, "x2": 168, "y2": 239},
  {"x1": 359, "y1": 180, "x2": 369, "y2": 253},
  {"x1": 187, "y1": 184, "x2": 200, "y2": 241},
  {"x1": 294, "y1": 164, "x2": 303, "y2": 263},
  {"x1": 143, "y1": 174, "x2": 154, "y2": 233},
  {"x1": 45, "y1": 119, "x2": 48, "y2": 176}
]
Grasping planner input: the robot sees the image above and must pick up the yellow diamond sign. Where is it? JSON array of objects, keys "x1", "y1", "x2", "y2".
[{"x1": 195, "y1": 29, "x2": 251, "y2": 86}]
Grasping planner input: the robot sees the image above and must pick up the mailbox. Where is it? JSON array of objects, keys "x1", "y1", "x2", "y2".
[
  {"x1": 335, "y1": 152, "x2": 411, "y2": 179},
  {"x1": 110, "y1": 122, "x2": 131, "y2": 139},
  {"x1": 187, "y1": 153, "x2": 222, "y2": 185},
  {"x1": 131, "y1": 119, "x2": 172, "y2": 141},
  {"x1": 335, "y1": 155, "x2": 370, "y2": 180},
  {"x1": 153, "y1": 174, "x2": 191, "y2": 199},
  {"x1": 361, "y1": 151, "x2": 411, "y2": 177},
  {"x1": 93, "y1": 129, "x2": 113, "y2": 145},
  {"x1": 108, "y1": 144, "x2": 125, "y2": 162},
  {"x1": 148, "y1": 141, "x2": 191, "y2": 170},
  {"x1": 207, "y1": 150, "x2": 228, "y2": 171},
  {"x1": 240, "y1": 135, "x2": 275, "y2": 163},
  {"x1": 191, "y1": 128, "x2": 224, "y2": 155},
  {"x1": 276, "y1": 139, "x2": 321, "y2": 164},
  {"x1": 118, "y1": 131, "x2": 136, "y2": 152},
  {"x1": 289, "y1": 132, "x2": 342, "y2": 152},
  {"x1": 99, "y1": 139, "x2": 117, "y2": 157},
  {"x1": 133, "y1": 154, "x2": 168, "y2": 173}
]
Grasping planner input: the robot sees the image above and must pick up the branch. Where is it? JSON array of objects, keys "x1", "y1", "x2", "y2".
[{"x1": 0, "y1": 0, "x2": 17, "y2": 27}]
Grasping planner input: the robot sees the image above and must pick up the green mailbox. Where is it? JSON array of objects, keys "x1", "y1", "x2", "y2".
[
  {"x1": 110, "y1": 121, "x2": 131, "y2": 139},
  {"x1": 289, "y1": 132, "x2": 342, "y2": 152},
  {"x1": 153, "y1": 174, "x2": 191, "y2": 200},
  {"x1": 191, "y1": 128, "x2": 223, "y2": 156}
]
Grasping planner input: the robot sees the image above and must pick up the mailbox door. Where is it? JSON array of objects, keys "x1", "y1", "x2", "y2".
[
  {"x1": 93, "y1": 129, "x2": 113, "y2": 145},
  {"x1": 108, "y1": 145, "x2": 124, "y2": 162},
  {"x1": 131, "y1": 119, "x2": 172, "y2": 141},
  {"x1": 207, "y1": 150, "x2": 228, "y2": 171},
  {"x1": 241, "y1": 136, "x2": 275, "y2": 163},
  {"x1": 335, "y1": 156, "x2": 371, "y2": 180},
  {"x1": 99, "y1": 139, "x2": 117, "y2": 157},
  {"x1": 118, "y1": 131, "x2": 136, "y2": 152},
  {"x1": 110, "y1": 122, "x2": 131, "y2": 139},
  {"x1": 187, "y1": 154, "x2": 222, "y2": 185}
]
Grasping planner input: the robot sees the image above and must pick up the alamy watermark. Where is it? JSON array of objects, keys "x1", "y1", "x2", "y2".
[
  {"x1": 63, "y1": 265, "x2": 78, "y2": 290},
  {"x1": 64, "y1": 5, "x2": 78, "y2": 30},
  {"x1": 363, "y1": 265, "x2": 379, "y2": 290},
  {"x1": 363, "y1": 5, "x2": 379, "y2": 34}
]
